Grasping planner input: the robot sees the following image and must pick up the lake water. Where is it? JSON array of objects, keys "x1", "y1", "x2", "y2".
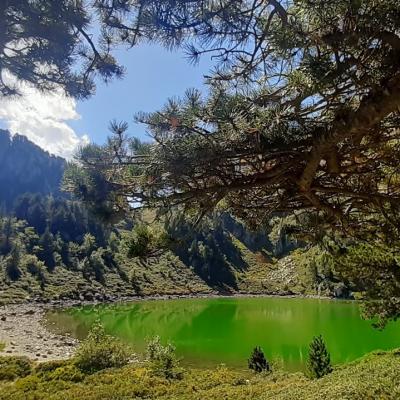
[{"x1": 46, "y1": 297, "x2": 400, "y2": 371}]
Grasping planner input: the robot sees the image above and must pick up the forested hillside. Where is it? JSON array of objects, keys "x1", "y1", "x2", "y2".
[
  {"x1": 0, "y1": 130, "x2": 65, "y2": 209},
  {"x1": 0, "y1": 130, "x2": 342, "y2": 304}
]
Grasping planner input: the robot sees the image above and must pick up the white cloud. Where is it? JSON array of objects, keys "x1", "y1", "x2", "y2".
[{"x1": 0, "y1": 77, "x2": 89, "y2": 159}]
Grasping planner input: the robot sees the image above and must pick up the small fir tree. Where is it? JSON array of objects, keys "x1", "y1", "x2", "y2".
[
  {"x1": 248, "y1": 346, "x2": 270, "y2": 373},
  {"x1": 306, "y1": 335, "x2": 332, "y2": 379}
]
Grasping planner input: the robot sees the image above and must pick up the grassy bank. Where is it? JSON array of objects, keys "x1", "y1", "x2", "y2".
[
  {"x1": 0, "y1": 349, "x2": 399, "y2": 400},
  {"x1": 0, "y1": 246, "x2": 334, "y2": 306}
]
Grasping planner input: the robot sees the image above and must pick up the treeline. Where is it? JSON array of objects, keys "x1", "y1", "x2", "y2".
[{"x1": 0, "y1": 193, "x2": 122, "y2": 286}]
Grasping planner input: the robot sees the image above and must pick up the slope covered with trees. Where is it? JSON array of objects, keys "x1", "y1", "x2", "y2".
[
  {"x1": 0, "y1": 130, "x2": 65, "y2": 210},
  {"x1": 1, "y1": 129, "x2": 331, "y2": 304}
]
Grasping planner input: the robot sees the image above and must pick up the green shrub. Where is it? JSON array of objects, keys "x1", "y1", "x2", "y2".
[
  {"x1": 146, "y1": 336, "x2": 183, "y2": 379},
  {"x1": 47, "y1": 364, "x2": 85, "y2": 382},
  {"x1": 248, "y1": 346, "x2": 270, "y2": 373},
  {"x1": 0, "y1": 356, "x2": 32, "y2": 381},
  {"x1": 14, "y1": 375, "x2": 41, "y2": 392},
  {"x1": 127, "y1": 225, "x2": 153, "y2": 257},
  {"x1": 74, "y1": 320, "x2": 131, "y2": 373},
  {"x1": 0, "y1": 342, "x2": 5, "y2": 352},
  {"x1": 306, "y1": 335, "x2": 332, "y2": 379},
  {"x1": 34, "y1": 359, "x2": 69, "y2": 376},
  {"x1": 21, "y1": 254, "x2": 47, "y2": 287}
]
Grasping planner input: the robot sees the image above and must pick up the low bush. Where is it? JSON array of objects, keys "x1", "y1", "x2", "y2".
[
  {"x1": 47, "y1": 364, "x2": 85, "y2": 382},
  {"x1": 34, "y1": 360, "x2": 84, "y2": 382},
  {"x1": 0, "y1": 356, "x2": 32, "y2": 381},
  {"x1": 34, "y1": 360, "x2": 69, "y2": 375},
  {"x1": 74, "y1": 320, "x2": 132, "y2": 373},
  {"x1": 146, "y1": 336, "x2": 183, "y2": 379}
]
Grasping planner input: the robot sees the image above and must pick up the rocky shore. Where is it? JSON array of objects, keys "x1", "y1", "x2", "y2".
[{"x1": 0, "y1": 304, "x2": 78, "y2": 362}]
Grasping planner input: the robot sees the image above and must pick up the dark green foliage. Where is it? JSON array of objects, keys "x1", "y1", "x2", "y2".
[
  {"x1": 69, "y1": 0, "x2": 400, "y2": 232},
  {"x1": 0, "y1": 356, "x2": 32, "y2": 381},
  {"x1": 4, "y1": 247, "x2": 21, "y2": 281},
  {"x1": 0, "y1": 2, "x2": 124, "y2": 98},
  {"x1": 74, "y1": 321, "x2": 131, "y2": 374},
  {"x1": 248, "y1": 346, "x2": 270, "y2": 373},
  {"x1": 126, "y1": 224, "x2": 153, "y2": 258},
  {"x1": 38, "y1": 229, "x2": 56, "y2": 272},
  {"x1": 0, "y1": 130, "x2": 65, "y2": 211},
  {"x1": 146, "y1": 336, "x2": 183, "y2": 380},
  {"x1": 307, "y1": 335, "x2": 332, "y2": 379},
  {"x1": 330, "y1": 242, "x2": 400, "y2": 328}
]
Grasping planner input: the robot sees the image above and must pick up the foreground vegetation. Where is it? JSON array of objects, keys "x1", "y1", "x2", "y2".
[{"x1": 0, "y1": 349, "x2": 399, "y2": 400}]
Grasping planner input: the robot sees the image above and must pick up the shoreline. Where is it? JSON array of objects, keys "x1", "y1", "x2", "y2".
[
  {"x1": 0, "y1": 303, "x2": 78, "y2": 362},
  {"x1": 0, "y1": 292, "x2": 343, "y2": 362}
]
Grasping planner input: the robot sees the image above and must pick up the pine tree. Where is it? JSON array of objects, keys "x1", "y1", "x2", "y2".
[
  {"x1": 38, "y1": 229, "x2": 56, "y2": 271},
  {"x1": 306, "y1": 335, "x2": 332, "y2": 379},
  {"x1": 5, "y1": 247, "x2": 21, "y2": 281},
  {"x1": 248, "y1": 346, "x2": 270, "y2": 373},
  {"x1": 1, "y1": 1, "x2": 124, "y2": 98}
]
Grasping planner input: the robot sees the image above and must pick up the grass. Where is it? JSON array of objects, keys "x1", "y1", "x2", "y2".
[
  {"x1": 0, "y1": 350, "x2": 399, "y2": 400},
  {"x1": 0, "y1": 251, "x2": 212, "y2": 305}
]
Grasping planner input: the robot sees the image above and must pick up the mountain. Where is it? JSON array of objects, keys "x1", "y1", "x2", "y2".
[
  {"x1": 0, "y1": 129, "x2": 342, "y2": 304},
  {"x1": 0, "y1": 129, "x2": 65, "y2": 210}
]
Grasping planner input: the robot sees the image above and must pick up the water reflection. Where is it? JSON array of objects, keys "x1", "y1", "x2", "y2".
[{"x1": 46, "y1": 297, "x2": 400, "y2": 371}]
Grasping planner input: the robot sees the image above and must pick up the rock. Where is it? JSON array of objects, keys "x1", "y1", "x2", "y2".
[
  {"x1": 94, "y1": 293, "x2": 104, "y2": 301},
  {"x1": 84, "y1": 292, "x2": 94, "y2": 301},
  {"x1": 333, "y1": 283, "x2": 352, "y2": 299}
]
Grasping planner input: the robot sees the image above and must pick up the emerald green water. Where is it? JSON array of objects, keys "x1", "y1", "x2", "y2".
[{"x1": 46, "y1": 297, "x2": 400, "y2": 371}]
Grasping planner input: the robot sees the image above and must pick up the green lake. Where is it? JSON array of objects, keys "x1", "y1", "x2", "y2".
[{"x1": 46, "y1": 297, "x2": 400, "y2": 371}]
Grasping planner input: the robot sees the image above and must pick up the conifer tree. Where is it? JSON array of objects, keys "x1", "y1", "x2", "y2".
[
  {"x1": 38, "y1": 229, "x2": 56, "y2": 271},
  {"x1": 248, "y1": 346, "x2": 270, "y2": 373},
  {"x1": 5, "y1": 246, "x2": 21, "y2": 281},
  {"x1": 0, "y1": 1, "x2": 125, "y2": 98},
  {"x1": 306, "y1": 335, "x2": 332, "y2": 379}
]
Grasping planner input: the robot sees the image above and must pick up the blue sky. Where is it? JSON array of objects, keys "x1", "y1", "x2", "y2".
[
  {"x1": 71, "y1": 44, "x2": 212, "y2": 144},
  {"x1": 0, "y1": 43, "x2": 212, "y2": 158}
]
